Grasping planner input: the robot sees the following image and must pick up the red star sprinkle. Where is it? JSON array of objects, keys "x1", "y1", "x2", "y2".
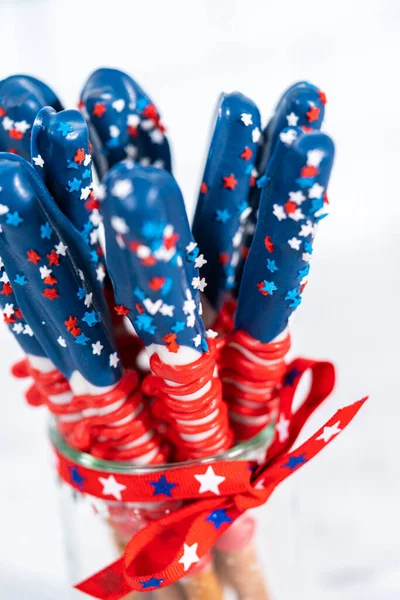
[
  {"x1": 200, "y1": 182, "x2": 208, "y2": 194},
  {"x1": 149, "y1": 277, "x2": 166, "y2": 291},
  {"x1": 324, "y1": 192, "x2": 329, "y2": 204},
  {"x1": 85, "y1": 198, "x2": 100, "y2": 212},
  {"x1": 162, "y1": 333, "x2": 179, "y2": 353},
  {"x1": 42, "y1": 288, "x2": 59, "y2": 300},
  {"x1": 47, "y1": 249, "x2": 60, "y2": 266},
  {"x1": 93, "y1": 102, "x2": 106, "y2": 118},
  {"x1": 241, "y1": 246, "x2": 250, "y2": 259},
  {"x1": 264, "y1": 236, "x2": 275, "y2": 253},
  {"x1": 306, "y1": 106, "x2": 320, "y2": 123},
  {"x1": 318, "y1": 90, "x2": 327, "y2": 105},
  {"x1": 27, "y1": 250, "x2": 42, "y2": 265},
  {"x1": 14, "y1": 308, "x2": 23, "y2": 319},
  {"x1": 164, "y1": 232, "x2": 179, "y2": 250},
  {"x1": 64, "y1": 316, "x2": 78, "y2": 331},
  {"x1": 218, "y1": 252, "x2": 230, "y2": 266},
  {"x1": 301, "y1": 126, "x2": 313, "y2": 133},
  {"x1": 127, "y1": 125, "x2": 138, "y2": 138},
  {"x1": 223, "y1": 174, "x2": 238, "y2": 190},
  {"x1": 142, "y1": 104, "x2": 159, "y2": 121},
  {"x1": 7, "y1": 147, "x2": 18, "y2": 154},
  {"x1": 284, "y1": 201, "x2": 298, "y2": 214},
  {"x1": 250, "y1": 175, "x2": 256, "y2": 187},
  {"x1": 141, "y1": 256, "x2": 157, "y2": 267},
  {"x1": 74, "y1": 148, "x2": 85, "y2": 165},
  {"x1": 0, "y1": 283, "x2": 13, "y2": 296},
  {"x1": 114, "y1": 305, "x2": 130, "y2": 316},
  {"x1": 70, "y1": 327, "x2": 81, "y2": 338},
  {"x1": 9, "y1": 129, "x2": 23, "y2": 140},
  {"x1": 44, "y1": 275, "x2": 58, "y2": 286},
  {"x1": 0, "y1": 107, "x2": 5, "y2": 117},
  {"x1": 301, "y1": 166, "x2": 319, "y2": 178},
  {"x1": 135, "y1": 303, "x2": 144, "y2": 314},
  {"x1": 129, "y1": 241, "x2": 140, "y2": 252},
  {"x1": 257, "y1": 281, "x2": 269, "y2": 296},
  {"x1": 4, "y1": 314, "x2": 16, "y2": 324},
  {"x1": 240, "y1": 147, "x2": 253, "y2": 160}
]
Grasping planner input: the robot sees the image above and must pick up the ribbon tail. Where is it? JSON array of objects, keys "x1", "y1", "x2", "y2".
[{"x1": 74, "y1": 558, "x2": 130, "y2": 600}]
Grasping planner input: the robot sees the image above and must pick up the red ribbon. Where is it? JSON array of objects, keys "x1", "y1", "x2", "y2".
[{"x1": 53, "y1": 358, "x2": 367, "y2": 598}]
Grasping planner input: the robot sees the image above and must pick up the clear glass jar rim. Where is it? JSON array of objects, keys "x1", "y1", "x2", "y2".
[{"x1": 49, "y1": 420, "x2": 275, "y2": 474}]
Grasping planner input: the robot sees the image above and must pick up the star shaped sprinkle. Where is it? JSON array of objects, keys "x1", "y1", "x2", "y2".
[
  {"x1": 240, "y1": 113, "x2": 253, "y2": 126},
  {"x1": 252, "y1": 127, "x2": 261, "y2": 143},
  {"x1": 194, "y1": 466, "x2": 225, "y2": 495},
  {"x1": 257, "y1": 280, "x2": 277, "y2": 296},
  {"x1": 308, "y1": 183, "x2": 324, "y2": 199},
  {"x1": 150, "y1": 474, "x2": 178, "y2": 498},
  {"x1": 171, "y1": 321, "x2": 185, "y2": 333},
  {"x1": 307, "y1": 149, "x2": 324, "y2": 167},
  {"x1": 194, "y1": 254, "x2": 207, "y2": 269},
  {"x1": 281, "y1": 454, "x2": 307, "y2": 470},
  {"x1": 140, "y1": 577, "x2": 166, "y2": 590},
  {"x1": 264, "y1": 236, "x2": 274, "y2": 253},
  {"x1": 216, "y1": 209, "x2": 231, "y2": 223},
  {"x1": 267, "y1": 259, "x2": 278, "y2": 273},
  {"x1": 32, "y1": 155, "x2": 44, "y2": 168},
  {"x1": 206, "y1": 509, "x2": 233, "y2": 530},
  {"x1": 42, "y1": 288, "x2": 59, "y2": 300},
  {"x1": 222, "y1": 174, "x2": 238, "y2": 190},
  {"x1": 84, "y1": 293, "x2": 93, "y2": 308},
  {"x1": 82, "y1": 311, "x2": 100, "y2": 327},
  {"x1": 272, "y1": 204, "x2": 287, "y2": 221},
  {"x1": 288, "y1": 237, "x2": 301, "y2": 250},
  {"x1": 75, "y1": 333, "x2": 90, "y2": 345},
  {"x1": 6, "y1": 211, "x2": 23, "y2": 227},
  {"x1": 99, "y1": 475, "x2": 127, "y2": 501},
  {"x1": 109, "y1": 352, "x2": 120, "y2": 368},
  {"x1": 92, "y1": 341, "x2": 103, "y2": 355},
  {"x1": 306, "y1": 106, "x2": 320, "y2": 123},
  {"x1": 40, "y1": 222, "x2": 52, "y2": 239},
  {"x1": 68, "y1": 466, "x2": 86, "y2": 490},
  {"x1": 179, "y1": 543, "x2": 200, "y2": 572},
  {"x1": 111, "y1": 179, "x2": 133, "y2": 199},
  {"x1": 316, "y1": 421, "x2": 341, "y2": 443},
  {"x1": 14, "y1": 274, "x2": 27, "y2": 286},
  {"x1": 57, "y1": 122, "x2": 73, "y2": 137},
  {"x1": 192, "y1": 276, "x2": 207, "y2": 292},
  {"x1": 67, "y1": 178, "x2": 81, "y2": 193},
  {"x1": 276, "y1": 413, "x2": 290, "y2": 442},
  {"x1": 240, "y1": 146, "x2": 253, "y2": 160},
  {"x1": 93, "y1": 102, "x2": 106, "y2": 118},
  {"x1": 55, "y1": 241, "x2": 68, "y2": 256},
  {"x1": 114, "y1": 304, "x2": 130, "y2": 316},
  {"x1": 289, "y1": 190, "x2": 306, "y2": 205},
  {"x1": 280, "y1": 129, "x2": 297, "y2": 145},
  {"x1": 286, "y1": 112, "x2": 299, "y2": 126},
  {"x1": 57, "y1": 336, "x2": 67, "y2": 347}
]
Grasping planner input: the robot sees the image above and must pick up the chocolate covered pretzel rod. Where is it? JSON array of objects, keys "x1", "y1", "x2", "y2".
[
  {"x1": 221, "y1": 127, "x2": 334, "y2": 441},
  {"x1": 0, "y1": 154, "x2": 164, "y2": 463},
  {"x1": 80, "y1": 68, "x2": 172, "y2": 179},
  {"x1": 0, "y1": 74, "x2": 62, "y2": 160}
]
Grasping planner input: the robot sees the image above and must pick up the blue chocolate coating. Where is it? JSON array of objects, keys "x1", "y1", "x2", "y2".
[
  {"x1": 0, "y1": 153, "x2": 121, "y2": 386},
  {"x1": 192, "y1": 92, "x2": 261, "y2": 312},
  {"x1": 102, "y1": 161, "x2": 208, "y2": 353},
  {"x1": 80, "y1": 68, "x2": 172, "y2": 179},
  {"x1": 235, "y1": 128, "x2": 334, "y2": 343},
  {"x1": 0, "y1": 75, "x2": 62, "y2": 160}
]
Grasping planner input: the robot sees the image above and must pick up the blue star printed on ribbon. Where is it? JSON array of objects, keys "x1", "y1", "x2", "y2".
[
  {"x1": 206, "y1": 509, "x2": 233, "y2": 530},
  {"x1": 149, "y1": 474, "x2": 178, "y2": 498},
  {"x1": 140, "y1": 577, "x2": 166, "y2": 590},
  {"x1": 68, "y1": 466, "x2": 86, "y2": 490},
  {"x1": 281, "y1": 453, "x2": 307, "y2": 471},
  {"x1": 283, "y1": 367, "x2": 301, "y2": 387}
]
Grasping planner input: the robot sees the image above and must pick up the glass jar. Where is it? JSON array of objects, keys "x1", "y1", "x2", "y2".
[{"x1": 50, "y1": 421, "x2": 275, "y2": 599}]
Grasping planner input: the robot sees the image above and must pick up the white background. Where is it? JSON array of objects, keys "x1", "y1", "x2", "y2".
[{"x1": 0, "y1": 0, "x2": 399, "y2": 598}]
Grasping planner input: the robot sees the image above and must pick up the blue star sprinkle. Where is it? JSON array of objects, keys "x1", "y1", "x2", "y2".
[
  {"x1": 133, "y1": 287, "x2": 146, "y2": 301},
  {"x1": 135, "y1": 313, "x2": 156, "y2": 334},
  {"x1": 149, "y1": 474, "x2": 178, "y2": 498},
  {"x1": 256, "y1": 174, "x2": 268, "y2": 189},
  {"x1": 171, "y1": 320, "x2": 186, "y2": 333},
  {"x1": 206, "y1": 509, "x2": 233, "y2": 530},
  {"x1": 68, "y1": 466, "x2": 86, "y2": 490},
  {"x1": 285, "y1": 289, "x2": 299, "y2": 301},
  {"x1": 260, "y1": 280, "x2": 277, "y2": 295},
  {"x1": 141, "y1": 220, "x2": 165, "y2": 239},
  {"x1": 298, "y1": 265, "x2": 310, "y2": 280},
  {"x1": 267, "y1": 259, "x2": 278, "y2": 273},
  {"x1": 140, "y1": 577, "x2": 166, "y2": 590},
  {"x1": 67, "y1": 160, "x2": 79, "y2": 170},
  {"x1": 14, "y1": 274, "x2": 28, "y2": 286},
  {"x1": 82, "y1": 168, "x2": 91, "y2": 179},
  {"x1": 75, "y1": 333, "x2": 90, "y2": 346},
  {"x1": 281, "y1": 453, "x2": 307, "y2": 471},
  {"x1": 311, "y1": 197, "x2": 324, "y2": 213},
  {"x1": 40, "y1": 221, "x2": 53, "y2": 239},
  {"x1": 6, "y1": 211, "x2": 23, "y2": 227},
  {"x1": 160, "y1": 277, "x2": 172, "y2": 297},
  {"x1": 77, "y1": 287, "x2": 87, "y2": 300},
  {"x1": 106, "y1": 137, "x2": 120, "y2": 149},
  {"x1": 137, "y1": 98, "x2": 148, "y2": 111},
  {"x1": 57, "y1": 122, "x2": 74, "y2": 137},
  {"x1": 216, "y1": 209, "x2": 231, "y2": 223},
  {"x1": 304, "y1": 242, "x2": 313, "y2": 254},
  {"x1": 90, "y1": 250, "x2": 99, "y2": 264},
  {"x1": 67, "y1": 178, "x2": 81, "y2": 193},
  {"x1": 289, "y1": 296, "x2": 302, "y2": 309},
  {"x1": 82, "y1": 311, "x2": 101, "y2": 327},
  {"x1": 296, "y1": 177, "x2": 314, "y2": 188}
]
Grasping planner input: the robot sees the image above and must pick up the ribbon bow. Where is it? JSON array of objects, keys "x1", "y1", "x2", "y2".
[{"x1": 54, "y1": 358, "x2": 367, "y2": 598}]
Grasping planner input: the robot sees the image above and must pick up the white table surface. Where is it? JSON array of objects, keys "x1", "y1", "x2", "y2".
[{"x1": 0, "y1": 1, "x2": 399, "y2": 598}]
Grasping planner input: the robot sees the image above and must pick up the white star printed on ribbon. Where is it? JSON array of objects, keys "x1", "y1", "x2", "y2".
[
  {"x1": 179, "y1": 543, "x2": 200, "y2": 572},
  {"x1": 316, "y1": 421, "x2": 341, "y2": 443},
  {"x1": 98, "y1": 475, "x2": 127, "y2": 501},
  {"x1": 276, "y1": 413, "x2": 290, "y2": 442},
  {"x1": 194, "y1": 466, "x2": 225, "y2": 495}
]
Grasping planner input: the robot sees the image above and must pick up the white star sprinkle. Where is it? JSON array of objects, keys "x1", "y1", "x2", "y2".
[
  {"x1": 186, "y1": 314, "x2": 195, "y2": 328},
  {"x1": 109, "y1": 125, "x2": 120, "y2": 138},
  {"x1": 192, "y1": 276, "x2": 207, "y2": 292},
  {"x1": 206, "y1": 329, "x2": 218, "y2": 339},
  {"x1": 14, "y1": 120, "x2": 30, "y2": 133},
  {"x1": 23, "y1": 324, "x2": 34, "y2": 336},
  {"x1": 57, "y1": 336, "x2": 67, "y2": 347},
  {"x1": 194, "y1": 254, "x2": 207, "y2": 269},
  {"x1": 90, "y1": 210, "x2": 102, "y2": 227},
  {"x1": 39, "y1": 266, "x2": 52, "y2": 280},
  {"x1": 273, "y1": 204, "x2": 287, "y2": 221},
  {"x1": 109, "y1": 352, "x2": 120, "y2": 368},
  {"x1": 111, "y1": 180, "x2": 133, "y2": 199},
  {"x1": 84, "y1": 293, "x2": 93, "y2": 308},
  {"x1": 299, "y1": 220, "x2": 316, "y2": 237},
  {"x1": 288, "y1": 208, "x2": 305, "y2": 222},
  {"x1": 12, "y1": 323, "x2": 23, "y2": 334},
  {"x1": 288, "y1": 237, "x2": 301, "y2": 250},
  {"x1": 124, "y1": 144, "x2": 138, "y2": 159},
  {"x1": 0, "y1": 271, "x2": 9, "y2": 283},
  {"x1": 112, "y1": 99, "x2": 125, "y2": 113},
  {"x1": 3, "y1": 303, "x2": 14, "y2": 318},
  {"x1": 96, "y1": 184, "x2": 106, "y2": 201},
  {"x1": 307, "y1": 149, "x2": 324, "y2": 167},
  {"x1": 111, "y1": 216, "x2": 129, "y2": 234},
  {"x1": 127, "y1": 114, "x2": 140, "y2": 128},
  {"x1": 289, "y1": 190, "x2": 306, "y2": 205},
  {"x1": 308, "y1": 183, "x2": 324, "y2": 199},
  {"x1": 0, "y1": 204, "x2": 8, "y2": 216},
  {"x1": 316, "y1": 421, "x2": 341, "y2": 443},
  {"x1": 149, "y1": 129, "x2": 164, "y2": 144},
  {"x1": 193, "y1": 334, "x2": 202, "y2": 347},
  {"x1": 2, "y1": 116, "x2": 13, "y2": 131},
  {"x1": 179, "y1": 543, "x2": 200, "y2": 572},
  {"x1": 96, "y1": 264, "x2": 106, "y2": 283},
  {"x1": 159, "y1": 303, "x2": 174, "y2": 317},
  {"x1": 186, "y1": 241, "x2": 197, "y2": 254},
  {"x1": 92, "y1": 341, "x2": 104, "y2": 356},
  {"x1": 80, "y1": 186, "x2": 91, "y2": 201},
  {"x1": 252, "y1": 127, "x2": 261, "y2": 143},
  {"x1": 194, "y1": 466, "x2": 225, "y2": 495},
  {"x1": 240, "y1": 113, "x2": 253, "y2": 126},
  {"x1": 280, "y1": 129, "x2": 297, "y2": 145},
  {"x1": 99, "y1": 475, "x2": 126, "y2": 501},
  {"x1": 55, "y1": 241, "x2": 68, "y2": 256},
  {"x1": 32, "y1": 155, "x2": 45, "y2": 168},
  {"x1": 84, "y1": 154, "x2": 92, "y2": 167},
  {"x1": 286, "y1": 112, "x2": 299, "y2": 126}
]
